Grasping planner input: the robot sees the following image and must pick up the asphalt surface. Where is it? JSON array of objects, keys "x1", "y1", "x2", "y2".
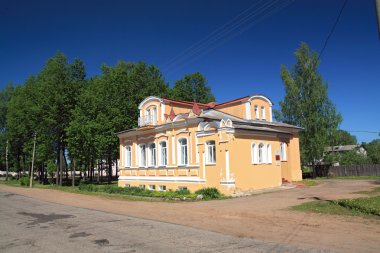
[{"x1": 0, "y1": 191, "x2": 331, "y2": 253}]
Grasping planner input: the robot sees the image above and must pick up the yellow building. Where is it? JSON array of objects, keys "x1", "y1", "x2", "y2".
[{"x1": 116, "y1": 95, "x2": 302, "y2": 194}]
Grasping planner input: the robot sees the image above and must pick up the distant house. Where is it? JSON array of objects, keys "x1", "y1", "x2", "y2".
[
  {"x1": 116, "y1": 95, "x2": 302, "y2": 194},
  {"x1": 324, "y1": 145, "x2": 367, "y2": 156}
]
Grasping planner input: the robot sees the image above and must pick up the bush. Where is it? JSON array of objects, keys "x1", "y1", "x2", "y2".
[
  {"x1": 19, "y1": 177, "x2": 30, "y2": 186},
  {"x1": 195, "y1": 187, "x2": 222, "y2": 199},
  {"x1": 78, "y1": 183, "x2": 98, "y2": 192}
]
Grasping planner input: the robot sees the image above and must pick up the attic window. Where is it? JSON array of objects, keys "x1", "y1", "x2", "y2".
[
  {"x1": 254, "y1": 106, "x2": 259, "y2": 119},
  {"x1": 261, "y1": 106, "x2": 266, "y2": 120}
]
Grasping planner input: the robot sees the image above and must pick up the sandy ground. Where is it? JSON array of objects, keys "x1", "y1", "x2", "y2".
[{"x1": 1, "y1": 180, "x2": 379, "y2": 253}]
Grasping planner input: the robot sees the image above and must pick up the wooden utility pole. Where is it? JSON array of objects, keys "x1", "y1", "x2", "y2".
[
  {"x1": 29, "y1": 132, "x2": 37, "y2": 188},
  {"x1": 5, "y1": 140, "x2": 9, "y2": 181}
]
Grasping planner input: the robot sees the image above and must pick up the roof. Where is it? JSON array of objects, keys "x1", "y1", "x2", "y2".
[{"x1": 324, "y1": 145, "x2": 364, "y2": 152}]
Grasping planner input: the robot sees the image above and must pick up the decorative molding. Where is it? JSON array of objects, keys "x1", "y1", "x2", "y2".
[
  {"x1": 247, "y1": 95, "x2": 273, "y2": 106},
  {"x1": 138, "y1": 96, "x2": 163, "y2": 110},
  {"x1": 245, "y1": 101, "x2": 251, "y2": 120},
  {"x1": 175, "y1": 128, "x2": 188, "y2": 135},
  {"x1": 137, "y1": 135, "x2": 155, "y2": 141},
  {"x1": 155, "y1": 133, "x2": 167, "y2": 138},
  {"x1": 118, "y1": 176, "x2": 206, "y2": 183}
]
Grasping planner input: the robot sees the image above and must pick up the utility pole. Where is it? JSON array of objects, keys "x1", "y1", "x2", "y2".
[
  {"x1": 29, "y1": 132, "x2": 37, "y2": 188},
  {"x1": 5, "y1": 140, "x2": 9, "y2": 181}
]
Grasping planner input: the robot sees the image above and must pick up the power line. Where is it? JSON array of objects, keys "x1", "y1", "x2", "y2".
[
  {"x1": 163, "y1": 0, "x2": 295, "y2": 74},
  {"x1": 166, "y1": 0, "x2": 295, "y2": 76},
  {"x1": 318, "y1": 0, "x2": 348, "y2": 60}
]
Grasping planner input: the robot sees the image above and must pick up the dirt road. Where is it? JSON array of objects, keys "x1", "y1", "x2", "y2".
[{"x1": 1, "y1": 180, "x2": 379, "y2": 252}]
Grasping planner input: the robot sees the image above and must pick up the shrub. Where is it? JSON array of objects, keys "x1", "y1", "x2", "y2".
[
  {"x1": 195, "y1": 187, "x2": 222, "y2": 199},
  {"x1": 78, "y1": 183, "x2": 98, "y2": 192},
  {"x1": 19, "y1": 177, "x2": 30, "y2": 186}
]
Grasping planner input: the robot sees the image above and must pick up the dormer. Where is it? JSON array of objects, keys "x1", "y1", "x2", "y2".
[
  {"x1": 138, "y1": 96, "x2": 165, "y2": 127},
  {"x1": 244, "y1": 95, "x2": 273, "y2": 122}
]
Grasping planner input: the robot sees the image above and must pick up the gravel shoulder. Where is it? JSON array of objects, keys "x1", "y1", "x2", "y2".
[{"x1": 1, "y1": 180, "x2": 380, "y2": 253}]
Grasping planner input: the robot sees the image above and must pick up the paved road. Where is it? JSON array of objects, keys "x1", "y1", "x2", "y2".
[{"x1": 0, "y1": 191, "x2": 329, "y2": 253}]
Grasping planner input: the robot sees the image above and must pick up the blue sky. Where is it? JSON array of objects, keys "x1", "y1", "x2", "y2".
[{"x1": 1, "y1": 0, "x2": 379, "y2": 142}]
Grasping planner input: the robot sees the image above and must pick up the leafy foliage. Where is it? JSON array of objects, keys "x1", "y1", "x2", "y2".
[
  {"x1": 364, "y1": 139, "x2": 380, "y2": 164},
  {"x1": 331, "y1": 130, "x2": 357, "y2": 146},
  {"x1": 275, "y1": 43, "x2": 342, "y2": 167},
  {"x1": 195, "y1": 187, "x2": 222, "y2": 199},
  {"x1": 171, "y1": 72, "x2": 215, "y2": 103}
]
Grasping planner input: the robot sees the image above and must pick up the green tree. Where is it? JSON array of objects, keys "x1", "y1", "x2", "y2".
[
  {"x1": 275, "y1": 43, "x2": 342, "y2": 176},
  {"x1": 332, "y1": 130, "x2": 357, "y2": 146},
  {"x1": 365, "y1": 139, "x2": 380, "y2": 164},
  {"x1": 0, "y1": 83, "x2": 14, "y2": 170},
  {"x1": 67, "y1": 61, "x2": 169, "y2": 183},
  {"x1": 171, "y1": 72, "x2": 215, "y2": 103}
]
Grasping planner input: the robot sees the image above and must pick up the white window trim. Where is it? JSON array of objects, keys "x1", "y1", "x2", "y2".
[
  {"x1": 258, "y1": 143, "x2": 265, "y2": 164},
  {"x1": 158, "y1": 185, "x2": 167, "y2": 191},
  {"x1": 148, "y1": 142, "x2": 156, "y2": 167},
  {"x1": 251, "y1": 143, "x2": 258, "y2": 164},
  {"x1": 159, "y1": 140, "x2": 168, "y2": 166},
  {"x1": 205, "y1": 140, "x2": 216, "y2": 165},
  {"x1": 125, "y1": 145, "x2": 132, "y2": 167},
  {"x1": 267, "y1": 144, "x2": 272, "y2": 164},
  {"x1": 177, "y1": 137, "x2": 189, "y2": 166},
  {"x1": 254, "y1": 105, "x2": 259, "y2": 119},
  {"x1": 261, "y1": 106, "x2": 266, "y2": 120},
  {"x1": 281, "y1": 142, "x2": 287, "y2": 161},
  {"x1": 139, "y1": 143, "x2": 147, "y2": 168}
]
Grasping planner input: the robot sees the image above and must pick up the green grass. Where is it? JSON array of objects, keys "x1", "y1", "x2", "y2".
[
  {"x1": 0, "y1": 179, "x2": 226, "y2": 201},
  {"x1": 292, "y1": 188, "x2": 380, "y2": 218},
  {"x1": 301, "y1": 179, "x2": 318, "y2": 186},
  {"x1": 354, "y1": 187, "x2": 380, "y2": 196}
]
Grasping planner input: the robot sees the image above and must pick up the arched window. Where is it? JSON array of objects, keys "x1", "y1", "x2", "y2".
[
  {"x1": 267, "y1": 144, "x2": 272, "y2": 164},
  {"x1": 159, "y1": 141, "x2": 168, "y2": 166},
  {"x1": 148, "y1": 143, "x2": 156, "y2": 167},
  {"x1": 258, "y1": 143, "x2": 264, "y2": 163},
  {"x1": 125, "y1": 146, "x2": 131, "y2": 167},
  {"x1": 281, "y1": 142, "x2": 287, "y2": 161},
  {"x1": 139, "y1": 144, "x2": 146, "y2": 167},
  {"x1": 206, "y1": 141, "x2": 216, "y2": 164},
  {"x1": 251, "y1": 143, "x2": 257, "y2": 164},
  {"x1": 254, "y1": 105, "x2": 259, "y2": 119},
  {"x1": 261, "y1": 106, "x2": 266, "y2": 120},
  {"x1": 178, "y1": 138, "x2": 188, "y2": 165}
]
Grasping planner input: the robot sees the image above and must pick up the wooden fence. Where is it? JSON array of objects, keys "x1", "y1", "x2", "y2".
[{"x1": 304, "y1": 164, "x2": 380, "y2": 178}]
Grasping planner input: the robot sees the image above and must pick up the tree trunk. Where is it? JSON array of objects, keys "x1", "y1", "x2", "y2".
[
  {"x1": 72, "y1": 159, "x2": 76, "y2": 187},
  {"x1": 56, "y1": 144, "x2": 60, "y2": 185},
  {"x1": 108, "y1": 156, "x2": 112, "y2": 184},
  {"x1": 59, "y1": 147, "x2": 63, "y2": 186}
]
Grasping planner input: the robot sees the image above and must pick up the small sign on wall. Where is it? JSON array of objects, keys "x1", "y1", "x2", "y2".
[{"x1": 275, "y1": 150, "x2": 281, "y2": 166}]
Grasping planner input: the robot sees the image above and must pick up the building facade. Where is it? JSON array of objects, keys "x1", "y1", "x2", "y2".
[{"x1": 116, "y1": 95, "x2": 302, "y2": 194}]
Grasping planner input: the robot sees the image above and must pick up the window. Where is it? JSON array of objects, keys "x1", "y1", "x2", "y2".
[
  {"x1": 267, "y1": 144, "x2": 272, "y2": 163},
  {"x1": 261, "y1": 106, "x2": 266, "y2": 120},
  {"x1": 148, "y1": 143, "x2": 156, "y2": 167},
  {"x1": 178, "y1": 186, "x2": 188, "y2": 191},
  {"x1": 178, "y1": 138, "x2": 188, "y2": 165},
  {"x1": 148, "y1": 184, "x2": 156, "y2": 191},
  {"x1": 152, "y1": 107, "x2": 157, "y2": 124},
  {"x1": 139, "y1": 144, "x2": 146, "y2": 167},
  {"x1": 254, "y1": 105, "x2": 259, "y2": 119},
  {"x1": 251, "y1": 143, "x2": 257, "y2": 164},
  {"x1": 206, "y1": 140, "x2": 216, "y2": 164},
  {"x1": 281, "y1": 142, "x2": 287, "y2": 161},
  {"x1": 124, "y1": 184, "x2": 130, "y2": 188},
  {"x1": 159, "y1": 141, "x2": 168, "y2": 166},
  {"x1": 139, "y1": 184, "x2": 145, "y2": 189},
  {"x1": 258, "y1": 143, "x2": 265, "y2": 163},
  {"x1": 158, "y1": 185, "x2": 167, "y2": 191},
  {"x1": 125, "y1": 146, "x2": 131, "y2": 167}
]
